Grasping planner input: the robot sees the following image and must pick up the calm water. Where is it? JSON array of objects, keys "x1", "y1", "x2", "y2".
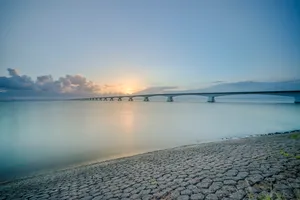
[{"x1": 0, "y1": 99, "x2": 300, "y2": 180}]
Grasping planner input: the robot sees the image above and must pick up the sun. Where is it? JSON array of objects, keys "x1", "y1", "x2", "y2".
[{"x1": 124, "y1": 88, "x2": 134, "y2": 95}]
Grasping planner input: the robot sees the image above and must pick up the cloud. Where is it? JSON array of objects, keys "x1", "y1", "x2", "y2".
[
  {"x1": 135, "y1": 86, "x2": 178, "y2": 94},
  {"x1": 0, "y1": 69, "x2": 35, "y2": 90},
  {"x1": 0, "y1": 68, "x2": 102, "y2": 99},
  {"x1": 7, "y1": 68, "x2": 19, "y2": 77},
  {"x1": 37, "y1": 75, "x2": 53, "y2": 83},
  {"x1": 211, "y1": 81, "x2": 225, "y2": 84}
]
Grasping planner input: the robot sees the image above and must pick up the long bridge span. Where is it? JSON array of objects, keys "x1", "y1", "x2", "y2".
[{"x1": 76, "y1": 90, "x2": 300, "y2": 103}]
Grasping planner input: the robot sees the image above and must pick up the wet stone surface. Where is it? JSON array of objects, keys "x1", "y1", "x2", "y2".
[{"x1": 0, "y1": 134, "x2": 299, "y2": 200}]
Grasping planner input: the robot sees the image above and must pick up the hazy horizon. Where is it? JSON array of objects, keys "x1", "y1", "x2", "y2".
[{"x1": 0, "y1": 67, "x2": 300, "y2": 100}]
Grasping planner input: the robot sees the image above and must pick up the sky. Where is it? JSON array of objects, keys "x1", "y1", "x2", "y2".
[{"x1": 0, "y1": 0, "x2": 300, "y2": 97}]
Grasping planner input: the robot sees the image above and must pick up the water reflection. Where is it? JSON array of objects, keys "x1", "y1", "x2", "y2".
[{"x1": 120, "y1": 104, "x2": 135, "y2": 134}]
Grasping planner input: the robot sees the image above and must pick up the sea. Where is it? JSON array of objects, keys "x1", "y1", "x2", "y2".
[{"x1": 0, "y1": 96, "x2": 299, "y2": 181}]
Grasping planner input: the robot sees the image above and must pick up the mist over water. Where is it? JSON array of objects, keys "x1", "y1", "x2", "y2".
[{"x1": 0, "y1": 99, "x2": 300, "y2": 181}]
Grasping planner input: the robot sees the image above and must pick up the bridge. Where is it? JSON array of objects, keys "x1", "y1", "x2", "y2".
[{"x1": 77, "y1": 90, "x2": 300, "y2": 103}]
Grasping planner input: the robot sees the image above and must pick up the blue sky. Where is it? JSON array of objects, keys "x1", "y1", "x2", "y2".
[{"x1": 0, "y1": 0, "x2": 300, "y2": 95}]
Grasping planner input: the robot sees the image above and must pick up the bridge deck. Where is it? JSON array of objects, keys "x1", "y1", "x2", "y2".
[{"x1": 76, "y1": 90, "x2": 300, "y2": 103}]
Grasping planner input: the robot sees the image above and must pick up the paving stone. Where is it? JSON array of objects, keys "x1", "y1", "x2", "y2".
[
  {"x1": 247, "y1": 174, "x2": 264, "y2": 184},
  {"x1": 170, "y1": 190, "x2": 181, "y2": 199},
  {"x1": 197, "y1": 179, "x2": 213, "y2": 189},
  {"x1": 205, "y1": 193, "x2": 219, "y2": 200},
  {"x1": 222, "y1": 185, "x2": 237, "y2": 193},
  {"x1": 130, "y1": 193, "x2": 141, "y2": 199},
  {"x1": 229, "y1": 190, "x2": 246, "y2": 200},
  {"x1": 215, "y1": 189, "x2": 228, "y2": 198},
  {"x1": 226, "y1": 169, "x2": 238, "y2": 177},
  {"x1": 92, "y1": 196, "x2": 103, "y2": 200},
  {"x1": 208, "y1": 181, "x2": 222, "y2": 192},
  {"x1": 141, "y1": 195, "x2": 152, "y2": 200},
  {"x1": 274, "y1": 183, "x2": 289, "y2": 190},
  {"x1": 235, "y1": 172, "x2": 249, "y2": 180},
  {"x1": 224, "y1": 179, "x2": 236, "y2": 185},
  {"x1": 190, "y1": 193, "x2": 205, "y2": 200},
  {"x1": 177, "y1": 195, "x2": 189, "y2": 200},
  {"x1": 181, "y1": 189, "x2": 192, "y2": 195}
]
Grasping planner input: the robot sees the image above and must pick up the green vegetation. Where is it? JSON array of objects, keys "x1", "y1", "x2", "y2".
[
  {"x1": 247, "y1": 190, "x2": 286, "y2": 200},
  {"x1": 247, "y1": 187, "x2": 288, "y2": 200},
  {"x1": 280, "y1": 149, "x2": 289, "y2": 157},
  {"x1": 252, "y1": 133, "x2": 300, "y2": 200},
  {"x1": 150, "y1": 179, "x2": 157, "y2": 185},
  {"x1": 247, "y1": 192, "x2": 255, "y2": 199},
  {"x1": 280, "y1": 133, "x2": 300, "y2": 159},
  {"x1": 256, "y1": 192, "x2": 285, "y2": 200},
  {"x1": 258, "y1": 194, "x2": 272, "y2": 200},
  {"x1": 289, "y1": 133, "x2": 300, "y2": 140},
  {"x1": 246, "y1": 168, "x2": 300, "y2": 200}
]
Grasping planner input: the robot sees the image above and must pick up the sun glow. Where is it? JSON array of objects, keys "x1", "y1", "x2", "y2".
[
  {"x1": 124, "y1": 88, "x2": 134, "y2": 95},
  {"x1": 95, "y1": 72, "x2": 146, "y2": 95},
  {"x1": 97, "y1": 81, "x2": 145, "y2": 95}
]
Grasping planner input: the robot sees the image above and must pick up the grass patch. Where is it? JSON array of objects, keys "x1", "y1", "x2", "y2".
[
  {"x1": 280, "y1": 149, "x2": 290, "y2": 157},
  {"x1": 258, "y1": 194, "x2": 272, "y2": 200},
  {"x1": 150, "y1": 179, "x2": 157, "y2": 185},
  {"x1": 289, "y1": 133, "x2": 300, "y2": 140},
  {"x1": 249, "y1": 191, "x2": 286, "y2": 200}
]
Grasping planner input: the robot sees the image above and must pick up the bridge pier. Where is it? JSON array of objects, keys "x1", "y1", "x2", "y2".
[
  {"x1": 104, "y1": 98, "x2": 108, "y2": 101},
  {"x1": 167, "y1": 96, "x2": 174, "y2": 102},
  {"x1": 207, "y1": 96, "x2": 215, "y2": 103},
  {"x1": 128, "y1": 97, "x2": 133, "y2": 101},
  {"x1": 295, "y1": 96, "x2": 300, "y2": 104},
  {"x1": 110, "y1": 97, "x2": 114, "y2": 101},
  {"x1": 118, "y1": 97, "x2": 122, "y2": 101},
  {"x1": 144, "y1": 97, "x2": 149, "y2": 102},
  {"x1": 99, "y1": 98, "x2": 102, "y2": 101}
]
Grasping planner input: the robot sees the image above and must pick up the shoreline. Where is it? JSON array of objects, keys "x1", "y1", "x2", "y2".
[{"x1": 0, "y1": 131, "x2": 299, "y2": 199}]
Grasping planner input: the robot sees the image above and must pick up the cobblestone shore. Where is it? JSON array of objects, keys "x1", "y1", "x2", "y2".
[{"x1": 0, "y1": 133, "x2": 299, "y2": 200}]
